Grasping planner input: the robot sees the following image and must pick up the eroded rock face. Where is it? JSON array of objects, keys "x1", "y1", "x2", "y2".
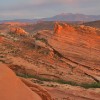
[
  {"x1": 46, "y1": 84, "x2": 100, "y2": 100},
  {"x1": 54, "y1": 22, "x2": 76, "y2": 34},
  {"x1": 49, "y1": 23, "x2": 100, "y2": 82},
  {"x1": 21, "y1": 78, "x2": 52, "y2": 100},
  {"x1": 52, "y1": 22, "x2": 100, "y2": 66},
  {"x1": 10, "y1": 27, "x2": 28, "y2": 35},
  {"x1": 54, "y1": 22, "x2": 63, "y2": 34},
  {"x1": 34, "y1": 22, "x2": 100, "y2": 83}
]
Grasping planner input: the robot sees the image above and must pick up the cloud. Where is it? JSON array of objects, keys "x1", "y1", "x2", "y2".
[{"x1": 0, "y1": 0, "x2": 100, "y2": 20}]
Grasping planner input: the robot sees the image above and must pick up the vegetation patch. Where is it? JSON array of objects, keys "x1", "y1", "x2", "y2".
[
  {"x1": 81, "y1": 82, "x2": 100, "y2": 89},
  {"x1": 17, "y1": 73, "x2": 100, "y2": 88},
  {"x1": 36, "y1": 38, "x2": 47, "y2": 44}
]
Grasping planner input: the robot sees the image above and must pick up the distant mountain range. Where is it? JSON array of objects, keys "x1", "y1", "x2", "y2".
[
  {"x1": 41, "y1": 13, "x2": 100, "y2": 21},
  {"x1": 0, "y1": 13, "x2": 100, "y2": 23}
]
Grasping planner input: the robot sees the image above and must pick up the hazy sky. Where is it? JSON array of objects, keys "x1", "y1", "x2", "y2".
[{"x1": 0, "y1": 0, "x2": 100, "y2": 20}]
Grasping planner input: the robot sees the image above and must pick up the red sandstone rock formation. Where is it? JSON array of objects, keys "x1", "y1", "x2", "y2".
[
  {"x1": 0, "y1": 22, "x2": 100, "y2": 100},
  {"x1": 54, "y1": 22, "x2": 76, "y2": 34},
  {"x1": 33, "y1": 22, "x2": 100, "y2": 83},
  {"x1": 10, "y1": 27, "x2": 28, "y2": 35}
]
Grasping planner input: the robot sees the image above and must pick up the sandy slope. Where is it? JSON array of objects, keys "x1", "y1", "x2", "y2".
[{"x1": 0, "y1": 63, "x2": 42, "y2": 100}]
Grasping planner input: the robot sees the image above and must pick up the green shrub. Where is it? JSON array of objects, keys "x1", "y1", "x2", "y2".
[
  {"x1": 81, "y1": 82, "x2": 100, "y2": 89},
  {"x1": 17, "y1": 73, "x2": 100, "y2": 88}
]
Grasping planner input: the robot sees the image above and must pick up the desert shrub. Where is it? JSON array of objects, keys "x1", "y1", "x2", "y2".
[
  {"x1": 81, "y1": 82, "x2": 100, "y2": 88},
  {"x1": 17, "y1": 73, "x2": 100, "y2": 88},
  {"x1": 55, "y1": 79, "x2": 77, "y2": 86},
  {"x1": 33, "y1": 80, "x2": 44, "y2": 84},
  {"x1": 17, "y1": 73, "x2": 51, "y2": 81},
  {"x1": 36, "y1": 38, "x2": 47, "y2": 44}
]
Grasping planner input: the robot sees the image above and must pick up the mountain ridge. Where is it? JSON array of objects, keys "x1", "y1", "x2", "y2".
[{"x1": 1, "y1": 13, "x2": 100, "y2": 23}]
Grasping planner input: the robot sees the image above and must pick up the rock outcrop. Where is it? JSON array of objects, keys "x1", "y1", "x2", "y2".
[
  {"x1": 34, "y1": 22, "x2": 100, "y2": 83},
  {"x1": 49, "y1": 22, "x2": 100, "y2": 82},
  {"x1": 10, "y1": 27, "x2": 28, "y2": 35},
  {"x1": 21, "y1": 78, "x2": 52, "y2": 100},
  {"x1": 52, "y1": 22, "x2": 100, "y2": 67},
  {"x1": 54, "y1": 22, "x2": 76, "y2": 34}
]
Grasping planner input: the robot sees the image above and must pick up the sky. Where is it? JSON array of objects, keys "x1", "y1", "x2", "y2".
[{"x1": 0, "y1": 0, "x2": 100, "y2": 20}]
